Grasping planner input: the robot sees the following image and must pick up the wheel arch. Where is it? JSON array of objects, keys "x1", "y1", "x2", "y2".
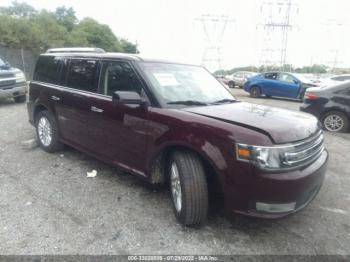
[
  {"x1": 148, "y1": 143, "x2": 225, "y2": 202},
  {"x1": 320, "y1": 107, "x2": 350, "y2": 121},
  {"x1": 33, "y1": 104, "x2": 52, "y2": 122}
]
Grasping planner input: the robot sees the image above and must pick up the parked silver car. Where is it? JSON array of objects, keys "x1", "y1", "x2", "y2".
[
  {"x1": 0, "y1": 58, "x2": 27, "y2": 103},
  {"x1": 228, "y1": 71, "x2": 257, "y2": 88}
]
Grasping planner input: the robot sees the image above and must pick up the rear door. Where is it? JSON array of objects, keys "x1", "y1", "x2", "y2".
[
  {"x1": 276, "y1": 73, "x2": 300, "y2": 98},
  {"x1": 87, "y1": 60, "x2": 150, "y2": 175},
  {"x1": 55, "y1": 58, "x2": 99, "y2": 149}
]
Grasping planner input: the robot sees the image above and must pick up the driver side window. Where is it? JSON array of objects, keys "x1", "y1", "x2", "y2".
[{"x1": 98, "y1": 61, "x2": 143, "y2": 96}]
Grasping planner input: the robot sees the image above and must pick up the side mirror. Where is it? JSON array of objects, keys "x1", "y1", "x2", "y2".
[
  {"x1": 293, "y1": 79, "x2": 300, "y2": 85},
  {"x1": 112, "y1": 91, "x2": 148, "y2": 106}
]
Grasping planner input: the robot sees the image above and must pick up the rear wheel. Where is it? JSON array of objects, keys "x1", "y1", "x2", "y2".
[
  {"x1": 168, "y1": 150, "x2": 208, "y2": 226},
  {"x1": 228, "y1": 81, "x2": 235, "y2": 88},
  {"x1": 14, "y1": 95, "x2": 26, "y2": 103},
  {"x1": 322, "y1": 111, "x2": 349, "y2": 133},
  {"x1": 35, "y1": 110, "x2": 64, "y2": 152},
  {"x1": 250, "y1": 86, "x2": 261, "y2": 98}
]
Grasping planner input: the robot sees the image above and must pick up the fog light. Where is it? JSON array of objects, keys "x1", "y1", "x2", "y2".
[{"x1": 256, "y1": 202, "x2": 296, "y2": 213}]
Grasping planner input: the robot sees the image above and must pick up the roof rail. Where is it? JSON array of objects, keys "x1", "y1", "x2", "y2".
[{"x1": 46, "y1": 47, "x2": 106, "y2": 54}]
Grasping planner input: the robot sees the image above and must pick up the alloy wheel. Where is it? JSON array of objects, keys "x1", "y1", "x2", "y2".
[
  {"x1": 170, "y1": 162, "x2": 182, "y2": 212},
  {"x1": 38, "y1": 116, "x2": 53, "y2": 146},
  {"x1": 324, "y1": 114, "x2": 344, "y2": 132}
]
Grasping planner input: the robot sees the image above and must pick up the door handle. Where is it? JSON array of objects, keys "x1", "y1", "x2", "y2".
[
  {"x1": 90, "y1": 106, "x2": 104, "y2": 113},
  {"x1": 51, "y1": 95, "x2": 60, "y2": 101}
]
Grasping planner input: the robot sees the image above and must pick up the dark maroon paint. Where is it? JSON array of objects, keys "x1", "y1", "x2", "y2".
[{"x1": 27, "y1": 53, "x2": 328, "y2": 218}]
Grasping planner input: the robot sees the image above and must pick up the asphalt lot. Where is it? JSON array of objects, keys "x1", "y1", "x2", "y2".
[{"x1": 0, "y1": 88, "x2": 349, "y2": 255}]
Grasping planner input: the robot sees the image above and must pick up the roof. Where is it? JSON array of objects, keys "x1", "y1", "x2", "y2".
[
  {"x1": 46, "y1": 47, "x2": 106, "y2": 53},
  {"x1": 40, "y1": 52, "x2": 196, "y2": 65}
]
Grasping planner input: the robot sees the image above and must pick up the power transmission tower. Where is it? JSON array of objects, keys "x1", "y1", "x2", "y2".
[
  {"x1": 195, "y1": 14, "x2": 234, "y2": 71},
  {"x1": 258, "y1": 0, "x2": 298, "y2": 71},
  {"x1": 322, "y1": 19, "x2": 350, "y2": 72}
]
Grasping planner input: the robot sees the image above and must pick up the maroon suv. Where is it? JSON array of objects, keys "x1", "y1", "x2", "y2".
[{"x1": 27, "y1": 48, "x2": 328, "y2": 225}]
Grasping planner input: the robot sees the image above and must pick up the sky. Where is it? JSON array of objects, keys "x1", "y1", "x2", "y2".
[{"x1": 2, "y1": 0, "x2": 350, "y2": 71}]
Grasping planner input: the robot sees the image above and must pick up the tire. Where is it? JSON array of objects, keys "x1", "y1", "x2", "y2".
[
  {"x1": 299, "y1": 89, "x2": 306, "y2": 100},
  {"x1": 168, "y1": 150, "x2": 208, "y2": 226},
  {"x1": 322, "y1": 111, "x2": 349, "y2": 133},
  {"x1": 250, "y1": 86, "x2": 261, "y2": 98},
  {"x1": 35, "y1": 110, "x2": 64, "y2": 152},
  {"x1": 228, "y1": 81, "x2": 235, "y2": 88},
  {"x1": 14, "y1": 95, "x2": 26, "y2": 103}
]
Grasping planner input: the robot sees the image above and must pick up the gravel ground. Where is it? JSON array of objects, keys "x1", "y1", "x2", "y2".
[{"x1": 0, "y1": 89, "x2": 349, "y2": 255}]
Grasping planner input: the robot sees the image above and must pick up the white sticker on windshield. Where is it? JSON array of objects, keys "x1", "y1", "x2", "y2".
[{"x1": 153, "y1": 73, "x2": 179, "y2": 86}]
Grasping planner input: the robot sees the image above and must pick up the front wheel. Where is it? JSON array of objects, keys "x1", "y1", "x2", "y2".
[
  {"x1": 168, "y1": 151, "x2": 208, "y2": 226},
  {"x1": 250, "y1": 86, "x2": 261, "y2": 98},
  {"x1": 322, "y1": 111, "x2": 349, "y2": 133},
  {"x1": 35, "y1": 110, "x2": 64, "y2": 152}
]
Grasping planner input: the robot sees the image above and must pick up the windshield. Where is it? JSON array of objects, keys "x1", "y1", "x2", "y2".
[
  {"x1": 0, "y1": 58, "x2": 5, "y2": 66},
  {"x1": 139, "y1": 62, "x2": 235, "y2": 106}
]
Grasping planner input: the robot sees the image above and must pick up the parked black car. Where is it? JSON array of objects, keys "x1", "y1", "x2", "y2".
[{"x1": 300, "y1": 82, "x2": 350, "y2": 132}]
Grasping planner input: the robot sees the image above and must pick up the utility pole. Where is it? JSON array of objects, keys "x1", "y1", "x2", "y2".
[
  {"x1": 195, "y1": 14, "x2": 234, "y2": 72},
  {"x1": 257, "y1": 0, "x2": 298, "y2": 71}
]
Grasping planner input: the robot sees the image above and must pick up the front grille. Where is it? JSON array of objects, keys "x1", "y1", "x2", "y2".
[
  {"x1": 282, "y1": 130, "x2": 324, "y2": 168},
  {"x1": 0, "y1": 73, "x2": 14, "y2": 78},
  {"x1": 0, "y1": 79, "x2": 16, "y2": 88}
]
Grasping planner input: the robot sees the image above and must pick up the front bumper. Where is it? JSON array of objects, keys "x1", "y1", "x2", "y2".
[
  {"x1": 0, "y1": 83, "x2": 27, "y2": 99},
  {"x1": 225, "y1": 149, "x2": 328, "y2": 219}
]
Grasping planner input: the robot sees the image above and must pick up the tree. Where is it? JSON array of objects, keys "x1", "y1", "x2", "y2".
[
  {"x1": 0, "y1": 1, "x2": 139, "y2": 54},
  {"x1": 0, "y1": 1, "x2": 36, "y2": 18},
  {"x1": 54, "y1": 6, "x2": 77, "y2": 32}
]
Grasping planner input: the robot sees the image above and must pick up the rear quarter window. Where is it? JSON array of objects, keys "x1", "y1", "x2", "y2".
[
  {"x1": 66, "y1": 59, "x2": 98, "y2": 92},
  {"x1": 33, "y1": 56, "x2": 61, "y2": 84}
]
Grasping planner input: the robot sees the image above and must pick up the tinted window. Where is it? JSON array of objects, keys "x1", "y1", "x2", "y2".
[
  {"x1": 66, "y1": 59, "x2": 98, "y2": 92},
  {"x1": 34, "y1": 56, "x2": 61, "y2": 84},
  {"x1": 264, "y1": 73, "x2": 278, "y2": 80},
  {"x1": 332, "y1": 76, "x2": 350, "y2": 81},
  {"x1": 98, "y1": 61, "x2": 143, "y2": 96}
]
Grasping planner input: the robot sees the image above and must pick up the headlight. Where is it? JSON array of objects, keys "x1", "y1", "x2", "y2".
[
  {"x1": 236, "y1": 144, "x2": 287, "y2": 170},
  {"x1": 15, "y1": 72, "x2": 26, "y2": 83},
  {"x1": 236, "y1": 132, "x2": 324, "y2": 171}
]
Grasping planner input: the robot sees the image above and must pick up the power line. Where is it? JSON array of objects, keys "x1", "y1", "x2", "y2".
[
  {"x1": 257, "y1": 0, "x2": 298, "y2": 70},
  {"x1": 195, "y1": 14, "x2": 235, "y2": 71}
]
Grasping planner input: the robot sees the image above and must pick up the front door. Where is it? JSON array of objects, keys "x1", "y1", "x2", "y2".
[
  {"x1": 88, "y1": 61, "x2": 150, "y2": 175},
  {"x1": 277, "y1": 73, "x2": 300, "y2": 98}
]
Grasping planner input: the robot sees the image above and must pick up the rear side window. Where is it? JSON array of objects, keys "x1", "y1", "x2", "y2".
[
  {"x1": 33, "y1": 56, "x2": 60, "y2": 84},
  {"x1": 264, "y1": 73, "x2": 278, "y2": 80},
  {"x1": 66, "y1": 59, "x2": 98, "y2": 92}
]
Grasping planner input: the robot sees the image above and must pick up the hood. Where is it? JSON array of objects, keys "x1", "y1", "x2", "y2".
[
  {"x1": 183, "y1": 102, "x2": 320, "y2": 144},
  {"x1": 0, "y1": 67, "x2": 20, "y2": 77}
]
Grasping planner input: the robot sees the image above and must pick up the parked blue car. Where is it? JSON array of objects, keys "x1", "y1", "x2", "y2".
[{"x1": 243, "y1": 72, "x2": 317, "y2": 100}]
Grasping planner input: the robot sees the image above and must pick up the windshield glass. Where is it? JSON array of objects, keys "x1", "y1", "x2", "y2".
[
  {"x1": 139, "y1": 62, "x2": 235, "y2": 106},
  {"x1": 0, "y1": 58, "x2": 5, "y2": 66}
]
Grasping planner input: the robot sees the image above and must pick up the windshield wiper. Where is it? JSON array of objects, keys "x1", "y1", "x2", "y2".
[
  {"x1": 211, "y1": 99, "x2": 237, "y2": 104},
  {"x1": 167, "y1": 100, "x2": 208, "y2": 106}
]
